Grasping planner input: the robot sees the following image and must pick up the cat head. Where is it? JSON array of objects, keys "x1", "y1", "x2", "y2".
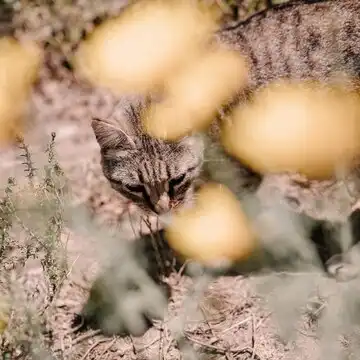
[{"x1": 91, "y1": 96, "x2": 204, "y2": 215}]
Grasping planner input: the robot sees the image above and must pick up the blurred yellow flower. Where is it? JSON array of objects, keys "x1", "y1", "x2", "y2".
[
  {"x1": 222, "y1": 81, "x2": 360, "y2": 180},
  {"x1": 74, "y1": 0, "x2": 218, "y2": 94},
  {"x1": 0, "y1": 37, "x2": 42, "y2": 146}
]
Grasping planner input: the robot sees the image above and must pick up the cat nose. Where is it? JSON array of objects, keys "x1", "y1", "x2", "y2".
[{"x1": 154, "y1": 193, "x2": 171, "y2": 214}]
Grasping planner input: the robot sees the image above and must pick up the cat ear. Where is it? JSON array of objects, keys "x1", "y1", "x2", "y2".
[{"x1": 91, "y1": 118, "x2": 136, "y2": 151}]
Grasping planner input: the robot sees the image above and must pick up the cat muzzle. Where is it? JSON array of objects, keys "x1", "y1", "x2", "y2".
[{"x1": 154, "y1": 193, "x2": 171, "y2": 214}]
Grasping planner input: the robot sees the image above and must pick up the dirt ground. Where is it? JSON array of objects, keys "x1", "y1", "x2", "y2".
[{"x1": 2, "y1": 0, "x2": 360, "y2": 359}]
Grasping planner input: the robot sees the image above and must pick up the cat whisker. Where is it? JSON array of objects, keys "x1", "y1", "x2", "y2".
[{"x1": 127, "y1": 207, "x2": 141, "y2": 239}]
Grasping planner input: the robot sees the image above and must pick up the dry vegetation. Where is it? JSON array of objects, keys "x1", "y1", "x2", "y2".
[{"x1": 2, "y1": 0, "x2": 360, "y2": 359}]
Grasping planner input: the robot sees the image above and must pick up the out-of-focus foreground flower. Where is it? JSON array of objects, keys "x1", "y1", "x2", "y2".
[{"x1": 0, "y1": 37, "x2": 42, "y2": 146}]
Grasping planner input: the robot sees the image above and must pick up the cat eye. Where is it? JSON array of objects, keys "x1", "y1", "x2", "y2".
[
  {"x1": 124, "y1": 184, "x2": 144, "y2": 193},
  {"x1": 169, "y1": 173, "x2": 186, "y2": 188}
]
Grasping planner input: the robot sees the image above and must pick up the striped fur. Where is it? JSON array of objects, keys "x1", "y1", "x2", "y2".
[{"x1": 218, "y1": 0, "x2": 360, "y2": 91}]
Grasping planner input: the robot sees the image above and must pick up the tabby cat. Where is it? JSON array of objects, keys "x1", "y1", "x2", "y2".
[
  {"x1": 91, "y1": 0, "x2": 360, "y2": 217},
  {"x1": 82, "y1": 0, "x2": 360, "y2": 336}
]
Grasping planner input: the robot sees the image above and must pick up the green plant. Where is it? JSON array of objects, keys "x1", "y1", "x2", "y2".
[{"x1": 0, "y1": 133, "x2": 68, "y2": 358}]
